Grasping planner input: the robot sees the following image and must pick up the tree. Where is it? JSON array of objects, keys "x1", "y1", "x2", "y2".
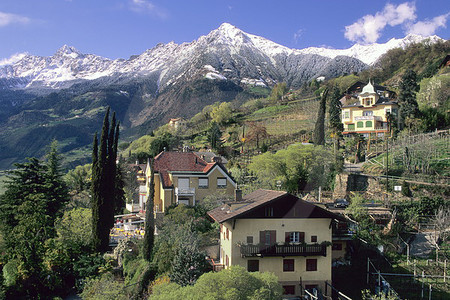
[
  {"x1": 398, "y1": 70, "x2": 420, "y2": 130},
  {"x1": 208, "y1": 121, "x2": 222, "y2": 151},
  {"x1": 143, "y1": 159, "x2": 155, "y2": 261},
  {"x1": 91, "y1": 108, "x2": 123, "y2": 252},
  {"x1": 210, "y1": 102, "x2": 233, "y2": 125},
  {"x1": 269, "y1": 82, "x2": 288, "y2": 102},
  {"x1": 246, "y1": 122, "x2": 269, "y2": 149},
  {"x1": 313, "y1": 88, "x2": 328, "y2": 145},
  {"x1": 0, "y1": 144, "x2": 69, "y2": 297},
  {"x1": 152, "y1": 266, "x2": 282, "y2": 299},
  {"x1": 149, "y1": 132, "x2": 175, "y2": 157},
  {"x1": 169, "y1": 232, "x2": 209, "y2": 286}
]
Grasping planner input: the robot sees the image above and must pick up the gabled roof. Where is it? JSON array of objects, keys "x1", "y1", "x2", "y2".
[
  {"x1": 208, "y1": 189, "x2": 344, "y2": 223},
  {"x1": 152, "y1": 151, "x2": 235, "y2": 188}
]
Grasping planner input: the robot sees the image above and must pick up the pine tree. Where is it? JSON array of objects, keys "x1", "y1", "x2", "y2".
[
  {"x1": 91, "y1": 108, "x2": 123, "y2": 252},
  {"x1": 143, "y1": 159, "x2": 155, "y2": 261},
  {"x1": 0, "y1": 145, "x2": 69, "y2": 297},
  {"x1": 398, "y1": 70, "x2": 420, "y2": 130},
  {"x1": 313, "y1": 88, "x2": 328, "y2": 146}
]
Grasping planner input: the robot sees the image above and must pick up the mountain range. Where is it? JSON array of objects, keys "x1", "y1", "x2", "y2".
[{"x1": 0, "y1": 23, "x2": 443, "y2": 170}]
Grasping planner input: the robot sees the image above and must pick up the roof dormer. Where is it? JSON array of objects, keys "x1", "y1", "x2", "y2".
[{"x1": 358, "y1": 81, "x2": 379, "y2": 107}]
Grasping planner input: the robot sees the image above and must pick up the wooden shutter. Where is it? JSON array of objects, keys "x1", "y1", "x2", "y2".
[
  {"x1": 299, "y1": 232, "x2": 305, "y2": 242},
  {"x1": 285, "y1": 232, "x2": 291, "y2": 243},
  {"x1": 270, "y1": 230, "x2": 276, "y2": 245}
]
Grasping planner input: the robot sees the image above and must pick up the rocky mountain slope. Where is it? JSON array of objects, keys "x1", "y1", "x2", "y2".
[{"x1": 0, "y1": 23, "x2": 442, "y2": 170}]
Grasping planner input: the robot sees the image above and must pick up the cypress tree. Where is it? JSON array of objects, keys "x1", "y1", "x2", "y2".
[
  {"x1": 143, "y1": 159, "x2": 155, "y2": 261},
  {"x1": 328, "y1": 85, "x2": 344, "y2": 170},
  {"x1": 91, "y1": 107, "x2": 123, "y2": 252},
  {"x1": 398, "y1": 70, "x2": 420, "y2": 130},
  {"x1": 91, "y1": 133, "x2": 101, "y2": 250},
  {"x1": 313, "y1": 88, "x2": 328, "y2": 146}
]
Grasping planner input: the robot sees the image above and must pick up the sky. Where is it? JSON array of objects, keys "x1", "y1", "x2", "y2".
[{"x1": 0, "y1": 0, "x2": 449, "y2": 64}]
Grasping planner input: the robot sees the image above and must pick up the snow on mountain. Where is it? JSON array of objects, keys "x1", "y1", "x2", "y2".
[
  {"x1": 0, "y1": 23, "x2": 443, "y2": 90},
  {"x1": 298, "y1": 34, "x2": 443, "y2": 65}
]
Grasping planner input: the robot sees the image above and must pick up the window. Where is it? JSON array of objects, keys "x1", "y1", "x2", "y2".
[
  {"x1": 265, "y1": 231, "x2": 271, "y2": 245},
  {"x1": 332, "y1": 242, "x2": 343, "y2": 250},
  {"x1": 363, "y1": 111, "x2": 373, "y2": 116},
  {"x1": 357, "y1": 121, "x2": 364, "y2": 128},
  {"x1": 348, "y1": 124, "x2": 355, "y2": 130},
  {"x1": 385, "y1": 108, "x2": 391, "y2": 114},
  {"x1": 366, "y1": 121, "x2": 373, "y2": 128},
  {"x1": 343, "y1": 111, "x2": 350, "y2": 119},
  {"x1": 285, "y1": 231, "x2": 305, "y2": 243},
  {"x1": 247, "y1": 260, "x2": 259, "y2": 272},
  {"x1": 247, "y1": 236, "x2": 253, "y2": 244},
  {"x1": 217, "y1": 178, "x2": 227, "y2": 188},
  {"x1": 283, "y1": 285, "x2": 296, "y2": 295},
  {"x1": 283, "y1": 259, "x2": 295, "y2": 272},
  {"x1": 226, "y1": 228, "x2": 229, "y2": 240},
  {"x1": 265, "y1": 206, "x2": 273, "y2": 217},
  {"x1": 311, "y1": 235, "x2": 317, "y2": 243},
  {"x1": 306, "y1": 259, "x2": 317, "y2": 271},
  {"x1": 260, "y1": 230, "x2": 276, "y2": 246},
  {"x1": 198, "y1": 178, "x2": 208, "y2": 188}
]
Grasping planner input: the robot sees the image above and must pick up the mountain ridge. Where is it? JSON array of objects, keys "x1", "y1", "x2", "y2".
[
  {"x1": 0, "y1": 23, "x2": 445, "y2": 170},
  {"x1": 0, "y1": 23, "x2": 442, "y2": 92}
]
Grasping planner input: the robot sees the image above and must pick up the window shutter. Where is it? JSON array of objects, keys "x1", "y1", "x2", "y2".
[
  {"x1": 299, "y1": 232, "x2": 305, "y2": 242},
  {"x1": 285, "y1": 232, "x2": 290, "y2": 243},
  {"x1": 259, "y1": 231, "x2": 265, "y2": 245},
  {"x1": 270, "y1": 230, "x2": 276, "y2": 245}
]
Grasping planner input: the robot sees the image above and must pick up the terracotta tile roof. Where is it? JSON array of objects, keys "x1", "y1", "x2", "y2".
[
  {"x1": 208, "y1": 189, "x2": 343, "y2": 223},
  {"x1": 153, "y1": 151, "x2": 214, "y2": 188}
]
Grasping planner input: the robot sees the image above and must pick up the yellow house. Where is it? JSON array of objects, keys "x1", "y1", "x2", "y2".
[
  {"x1": 342, "y1": 81, "x2": 398, "y2": 138},
  {"x1": 146, "y1": 151, "x2": 236, "y2": 212},
  {"x1": 208, "y1": 189, "x2": 345, "y2": 298}
]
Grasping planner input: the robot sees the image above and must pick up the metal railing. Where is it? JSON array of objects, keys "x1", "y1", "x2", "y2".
[
  {"x1": 175, "y1": 187, "x2": 195, "y2": 195},
  {"x1": 239, "y1": 243, "x2": 327, "y2": 257}
]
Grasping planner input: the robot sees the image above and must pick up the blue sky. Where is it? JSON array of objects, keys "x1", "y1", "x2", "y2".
[{"x1": 0, "y1": 0, "x2": 448, "y2": 63}]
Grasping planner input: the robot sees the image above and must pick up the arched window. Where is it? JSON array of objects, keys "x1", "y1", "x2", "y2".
[
  {"x1": 357, "y1": 122, "x2": 364, "y2": 128},
  {"x1": 366, "y1": 121, "x2": 372, "y2": 128}
]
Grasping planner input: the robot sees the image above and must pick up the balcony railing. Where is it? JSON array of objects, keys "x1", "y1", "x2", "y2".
[
  {"x1": 175, "y1": 187, "x2": 195, "y2": 195},
  {"x1": 239, "y1": 243, "x2": 327, "y2": 257},
  {"x1": 354, "y1": 115, "x2": 382, "y2": 121}
]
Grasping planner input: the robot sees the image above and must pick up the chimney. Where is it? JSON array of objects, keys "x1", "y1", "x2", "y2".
[
  {"x1": 201, "y1": 154, "x2": 206, "y2": 160},
  {"x1": 234, "y1": 189, "x2": 242, "y2": 202}
]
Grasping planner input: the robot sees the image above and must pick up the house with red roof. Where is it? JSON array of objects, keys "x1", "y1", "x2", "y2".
[{"x1": 145, "y1": 151, "x2": 236, "y2": 212}]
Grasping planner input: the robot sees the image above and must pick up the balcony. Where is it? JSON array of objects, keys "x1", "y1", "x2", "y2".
[
  {"x1": 354, "y1": 115, "x2": 382, "y2": 121},
  {"x1": 239, "y1": 243, "x2": 327, "y2": 257},
  {"x1": 175, "y1": 187, "x2": 195, "y2": 196}
]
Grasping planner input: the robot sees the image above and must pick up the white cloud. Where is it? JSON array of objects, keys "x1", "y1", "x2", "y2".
[
  {"x1": 293, "y1": 29, "x2": 303, "y2": 44},
  {"x1": 130, "y1": 0, "x2": 167, "y2": 19},
  {"x1": 344, "y1": 2, "x2": 416, "y2": 44},
  {"x1": 0, "y1": 52, "x2": 27, "y2": 67},
  {"x1": 0, "y1": 11, "x2": 31, "y2": 27},
  {"x1": 406, "y1": 13, "x2": 449, "y2": 36}
]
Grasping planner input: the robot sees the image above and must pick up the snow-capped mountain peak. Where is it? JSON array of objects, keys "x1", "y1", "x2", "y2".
[
  {"x1": 54, "y1": 45, "x2": 83, "y2": 58},
  {"x1": 0, "y1": 23, "x2": 444, "y2": 90}
]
